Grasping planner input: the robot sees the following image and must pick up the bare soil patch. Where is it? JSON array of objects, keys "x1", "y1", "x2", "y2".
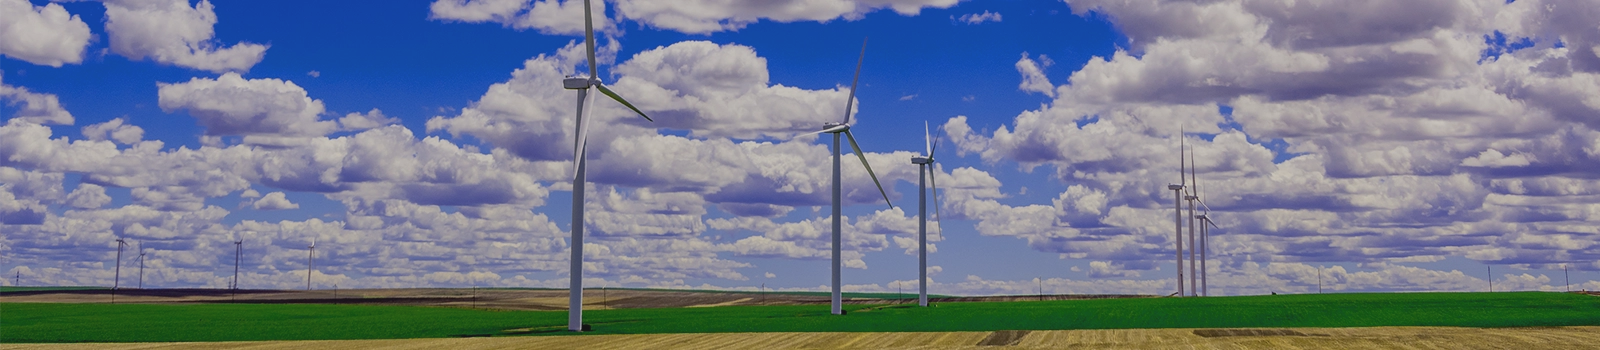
[{"x1": 6, "y1": 326, "x2": 1597, "y2": 349}]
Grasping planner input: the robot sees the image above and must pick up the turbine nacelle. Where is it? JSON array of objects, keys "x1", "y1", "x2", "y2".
[
  {"x1": 911, "y1": 156, "x2": 932, "y2": 164},
  {"x1": 563, "y1": 76, "x2": 602, "y2": 90},
  {"x1": 1168, "y1": 184, "x2": 1184, "y2": 191},
  {"x1": 821, "y1": 123, "x2": 850, "y2": 134}
]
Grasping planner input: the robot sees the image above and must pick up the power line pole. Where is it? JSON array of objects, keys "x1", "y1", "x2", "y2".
[
  {"x1": 1318, "y1": 266, "x2": 1322, "y2": 294},
  {"x1": 1487, "y1": 265, "x2": 1493, "y2": 293},
  {"x1": 1564, "y1": 264, "x2": 1569, "y2": 292}
]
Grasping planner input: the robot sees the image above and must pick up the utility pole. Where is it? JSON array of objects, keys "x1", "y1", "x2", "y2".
[
  {"x1": 1038, "y1": 277, "x2": 1043, "y2": 302},
  {"x1": 15, "y1": 271, "x2": 19, "y2": 286},
  {"x1": 1318, "y1": 266, "x2": 1322, "y2": 294},
  {"x1": 1564, "y1": 264, "x2": 1570, "y2": 292},
  {"x1": 1487, "y1": 265, "x2": 1493, "y2": 293}
]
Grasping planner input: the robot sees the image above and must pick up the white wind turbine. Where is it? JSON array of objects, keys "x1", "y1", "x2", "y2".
[
  {"x1": 113, "y1": 238, "x2": 127, "y2": 291},
  {"x1": 910, "y1": 122, "x2": 944, "y2": 307},
  {"x1": 560, "y1": 0, "x2": 654, "y2": 332},
  {"x1": 137, "y1": 242, "x2": 146, "y2": 289},
  {"x1": 1190, "y1": 147, "x2": 1220, "y2": 297},
  {"x1": 1166, "y1": 132, "x2": 1186, "y2": 296},
  {"x1": 815, "y1": 37, "x2": 893, "y2": 315},
  {"x1": 306, "y1": 238, "x2": 315, "y2": 291},
  {"x1": 1184, "y1": 144, "x2": 1199, "y2": 298}
]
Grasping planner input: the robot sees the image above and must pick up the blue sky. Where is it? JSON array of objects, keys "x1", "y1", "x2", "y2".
[{"x1": 3, "y1": 0, "x2": 1599, "y2": 295}]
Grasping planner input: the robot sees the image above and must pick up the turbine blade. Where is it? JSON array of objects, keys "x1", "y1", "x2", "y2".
[
  {"x1": 1206, "y1": 217, "x2": 1220, "y2": 229},
  {"x1": 1190, "y1": 145, "x2": 1198, "y2": 197},
  {"x1": 844, "y1": 130, "x2": 892, "y2": 208},
  {"x1": 596, "y1": 84, "x2": 652, "y2": 122},
  {"x1": 1178, "y1": 126, "x2": 1186, "y2": 188},
  {"x1": 929, "y1": 163, "x2": 942, "y2": 236},
  {"x1": 842, "y1": 38, "x2": 867, "y2": 124},
  {"x1": 574, "y1": 87, "x2": 598, "y2": 180},
  {"x1": 924, "y1": 121, "x2": 931, "y2": 156},
  {"x1": 582, "y1": 0, "x2": 598, "y2": 79}
]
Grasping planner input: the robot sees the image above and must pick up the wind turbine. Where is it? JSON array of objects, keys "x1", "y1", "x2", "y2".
[
  {"x1": 137, "y1": 242, "x2": 146, "y2": 289},
  {"x1": 1167, "y1": 132, "x2": 1186, "y2": 297},
  {"x1": 113, "y1": 238, "x2": 127, "y2": 301},
  {"x1": 232, "y1": 239, "x2": 242, "y2": 291},
  {"x1": 910, "y1": 122, "x2": 944, "y2": 307},
  {"x1": 1185, "y1": 146, "x2": 1199, "y2": 297},
  {"x1": 817, "y1": 37, "x2": 893, "y2": 315},
  {"x1": 560, "y1": 0, "x2": 654, "y2": 332},
  {"x1": 306, "y1": 238, "x2": 315, "y2": 291}
]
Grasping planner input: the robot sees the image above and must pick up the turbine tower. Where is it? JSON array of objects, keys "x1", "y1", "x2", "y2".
[
  {"x1": 306, "y1": 238, "x2": 315, "y2": 291},
  {"x1": 819, "y1": 37, "x2": 893, "y2": 315},
  {"x1": 560, "y1": 0, "x2": 655, "y2": 332},
  {"x1": 910, "y1": 122, "x2": 943, "y2": 307},
  {"x1": 1167, "y1": 132, "x2": 1185, "y2": 296},
  {"x1": 232, "y1": 239, "x2": 242, "y2": 290},
  {"x1": 137, "y1": 242, "x2": 146, "y2": 289},
  {"x1": 114, "y1": 238, "x2": 127, "y2": 291},
  {"x1": 1185, "y1": 147, "x2": 1198, "y2": 297}
]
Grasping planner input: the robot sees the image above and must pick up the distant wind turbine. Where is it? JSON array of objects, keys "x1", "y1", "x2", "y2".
[
  {"x1": 307, "y1": 238, "x2": 315, "y2": 291},
  {"x1": 911, "y1": 122, "x2": 944, "y2": 307},
  {"x1": 815, "y1": 37, "x2": 894, "y2": 315},
  {"x1": 113, "y1": 238, "x2": 127, "y2": 303},
  {"x1": 1167, "y1": 131, "x2": 1186, "y2": 297},
  {"x1": 1185, "y1": 146, "x2": 1199, "y2": 297},
  {"x1": 232, "y1": 239, "x2": 242, "y2": 291},
  {"x1": 561, "y1": 0, "x2": 655, "y2": 332},
  {"x1": 137, "y1": 242, "x2": 146, "y2": 289}
]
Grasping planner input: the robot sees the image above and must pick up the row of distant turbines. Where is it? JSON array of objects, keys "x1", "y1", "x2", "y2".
[
  {"x1": 1170, "y1": 133, "x2": 1219, "y2": 297},
  {"x1": 555, "y1": 0, "x2": 942, "y2": 330}
]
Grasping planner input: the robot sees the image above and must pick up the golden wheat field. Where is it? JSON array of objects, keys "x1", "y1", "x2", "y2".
[{"x1": 5, "y1": 326, "x2": 1598, "y2": 350}]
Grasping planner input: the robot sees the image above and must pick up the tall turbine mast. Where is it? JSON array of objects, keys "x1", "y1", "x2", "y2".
[
  {"x1": 114, "y1": 238, "x2": 127, "y2": 291},
  {"x1": 821, "y1": 37, "x2": 893, "y2": 315},
  {"x1": 232, "y1": 239, "x2": 242, "y2": 291},
  {"x1": 137, "y1": 242, "x2": 146, "y2": 289},
  {"x1": 306, "y1": 238, "x2": 315, "y2": 291},
  {"x1": 1168, "y1": 129, "x2": 1185, "y2": 297},
  {"x1": 1185, "y1": 146, "x2": 1198, "y2": 297},
  {"x1": 560, "y1": 0, "x2": 655, "y2": 332},
  {"x1": 912, "y1": 122, "x2": 943, "y2": 307}
]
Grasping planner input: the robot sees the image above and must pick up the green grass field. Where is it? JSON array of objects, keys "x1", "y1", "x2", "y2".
[
  {"x1": 478, "y1": 287, "x2": 956, "y2": 300},
  {"x1": 4, "y1": 292, "x2": 1598, "y2": 343}
]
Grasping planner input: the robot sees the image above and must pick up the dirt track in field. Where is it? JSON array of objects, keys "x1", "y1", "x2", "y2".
[
  {"x1": 5, "y1": 326, "x2": 1598, "y2": 349},
  {"x1": 0, "y1": 288, "x2": 1145, "y2": 310}
]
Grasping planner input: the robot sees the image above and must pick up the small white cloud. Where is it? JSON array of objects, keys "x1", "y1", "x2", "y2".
[
  {"x1": 102, "y1": 0, "x2": 268, "y2": 73},
  {"x1": 899, "y1": 94, "x2": 917, "y2": 101},
  {"x1": 1016, "y1": 52, "x2": 1055, "y2": 97},
  {"x1": 338, "y1": 108, "x2": 398, "y2": 131},
  {"x1": 81, "y1": 118, "x2": 145, "y2": 145},
  {"x1": 962, "y1": 95, "x2": 976, "y2": 102},
  {"x1": 1, "y1": 78, "x2": 74, "y2": 125},
  {"x1": 0, "y1": 0, "x2": 92, "y2": 67},
  {"x1": 956, "y1": 11, "x2": 1001, "y2": 25},
  {"x1": 764, "y1": 272, "x2": 775, "y2": 278},
  {"x1": 307, "y1": 70, "x2": 320, "y2": 78},
  {"x1": 240, "y1": 189, "x2": 261, "y2": 199},
  {"x1": 65, "y1": 183, "x2": 111, "y2": 209},
  {"x1": 252, "y1": 191, "x2": 299, "y2": 210}
]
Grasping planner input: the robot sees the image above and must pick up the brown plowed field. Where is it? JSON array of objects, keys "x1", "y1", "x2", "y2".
[
  {"x1": 5, "y1": 327, "x2": 1597, "y2": 349},
  {"x1": 0, "y1": 288, "x2": 1144, "y2": 310}
]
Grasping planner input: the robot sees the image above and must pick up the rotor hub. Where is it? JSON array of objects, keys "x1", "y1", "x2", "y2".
[{"x1": 821, "y1": 123, "x2": 849, "y2": 133}]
